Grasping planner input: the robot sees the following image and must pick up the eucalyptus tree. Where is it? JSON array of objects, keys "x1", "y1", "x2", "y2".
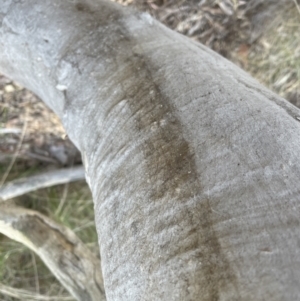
[{"x1": 1, "y1": 0, "x2": 300, "y2": 300}]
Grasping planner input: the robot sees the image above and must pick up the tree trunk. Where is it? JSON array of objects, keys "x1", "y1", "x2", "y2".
[{"x1": 1, "y1": 0, "x2": 300, "y2": 300}]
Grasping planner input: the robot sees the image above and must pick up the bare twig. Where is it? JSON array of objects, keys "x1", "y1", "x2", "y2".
[
  {"x1": 0, "y1": 128, "x2": 22, "y2": 134},
  {"x1": 293, "y1": 0, "x2": 300, "y2": 15},
  {"x1": 0, "y1": 282, "x2": 74, "y2": 301},
  {"x1": 0, "y1": 166, "x2": 85, "y2": 201}
]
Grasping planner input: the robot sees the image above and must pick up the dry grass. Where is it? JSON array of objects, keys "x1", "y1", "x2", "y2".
[
  {"x1": 0, "y1": 180, "x2": 97, "y2": 301},
  {"x1": 123, "y1": 0, "x2": 300, "y2": 104},
  {"x1": 246, "y1": 4, "x2": 300, "y2": 105},
  {"x1": 0, "y1": 238, "x2": 72, "y2": 300}
]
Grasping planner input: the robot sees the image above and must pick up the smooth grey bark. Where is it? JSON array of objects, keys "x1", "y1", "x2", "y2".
[
  {"x1": 0, "y1": 283, "x2": 74, "y2": 301},
  {"x1": 0, "y1": 166, "x2": 85, "y2": 201},
  {"x1": 1, "y1": 0, "x2": 300, "y2": 300}
]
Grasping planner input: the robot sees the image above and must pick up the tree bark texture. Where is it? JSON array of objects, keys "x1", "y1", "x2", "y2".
[
  {"x1": 0, "y1": 166, "x2": 85, "y2": 201},
  {"x1": 1, "y1": 1, "x2": 300, "y2": 300}
]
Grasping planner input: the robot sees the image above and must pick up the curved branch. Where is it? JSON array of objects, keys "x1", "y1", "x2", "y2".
[
  {"x1": 0, "y1": 282, "x2": 74, "y2": 301},
  {"x1": 1, "y1": 0, "x2": 300, "y2": 300},
  {"x1": 0, "y1": 166, "x2": 85, "y2": 201},
  {"x1": 0, "y1": 204, "x2": 106, "y2": 301}
]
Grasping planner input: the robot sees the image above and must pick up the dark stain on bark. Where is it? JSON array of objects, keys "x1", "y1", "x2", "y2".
[
  {"x1": 75, "y1": 3, "x2": 86, "y2": 12},
  {"x1": 110, "y1": 22, "x2": 239, "y2": 299},
  {"x1": 61, "y1": 3, "x2": 238, "y2": 297}
]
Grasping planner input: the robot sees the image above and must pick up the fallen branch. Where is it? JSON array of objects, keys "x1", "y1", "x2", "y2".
[
  {"x1": 0, "y1": 166, "x2": 85, "y2": 201},
  {"x1": 0, "y1": 282, "x2": 74, "y2": 301},
  {"x1": 0, "y1": 204, "x2": 106, "y2": 301},
  {"x1": 0, "y1": 128, "x2": 22, "y2": 134}
]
